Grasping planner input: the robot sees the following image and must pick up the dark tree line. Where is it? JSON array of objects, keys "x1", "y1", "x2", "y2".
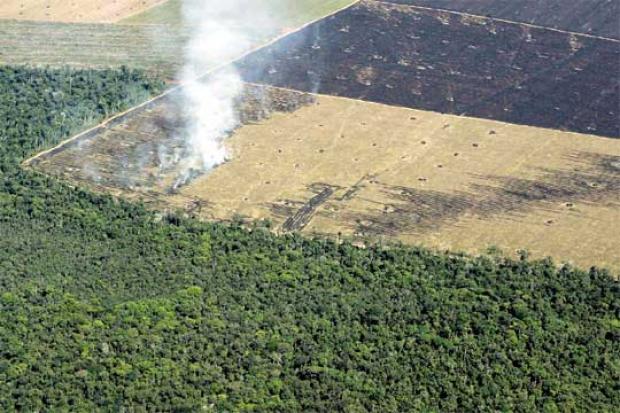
[
  {"x1": 0, "y1": 65, "x2": 164, "y2": 169},
  {"x1": 0, "y1": 66, "x2": 618, "y2": 412}
]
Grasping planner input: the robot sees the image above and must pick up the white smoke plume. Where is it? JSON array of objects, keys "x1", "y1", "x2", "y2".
[{"x1": 175, "y1": 0, "x2": 276, "y2": 181}]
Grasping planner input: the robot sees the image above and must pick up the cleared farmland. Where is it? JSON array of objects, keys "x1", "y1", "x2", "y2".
[
  {"x1": 0, "y1": 20, "x2": 188, "y2": 77},
  {"x1": 21, "y1": 0, "x2": 620, "y2": 271},
  {"x1": 28, "y1": 85, "x2": 620, "y2": 271},
  {"x1": 0, "y1": 0, "x2": 165, "y2": 23},
  {"x1": 0, "y1": 0, "x2": 359, "y2": 77},
  {"x1": 122, "y1": 0, "x2": 359, "y2": 29},
  {"x1": 237, "y1": 0, "x2": 620, "y2": 138}
]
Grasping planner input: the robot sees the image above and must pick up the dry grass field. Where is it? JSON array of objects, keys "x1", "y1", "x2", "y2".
[
  {"x1": 122, "y1": 0, "x2": 358, "y2": 28},
  {"x1": 29, "y1": 87, "x2": 620, "y2": 271},
  {"x1": 0, "y1": 20, "x2": 187, "y2": 77},
  {"x1": 0, "y1": 0, "x2": 166, "y2": 23},
  {"x1": 0, "y1": 0, "x2": 358, "y2": 78}
]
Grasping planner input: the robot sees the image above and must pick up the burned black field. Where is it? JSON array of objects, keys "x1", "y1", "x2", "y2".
[
  {"x1": 385, "y1": 0, "x2": 620, "y2": 39},
  {"x1": 236, "y1": 0, "x2": 620, "y2": 137}
]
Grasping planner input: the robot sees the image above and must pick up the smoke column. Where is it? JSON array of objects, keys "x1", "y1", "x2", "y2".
[{"x1": 176, "y1": 0, "x2": 256, "y2": 176}]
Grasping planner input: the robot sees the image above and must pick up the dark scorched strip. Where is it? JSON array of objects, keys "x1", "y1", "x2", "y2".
[{"x1": 281, "y1": 186, "x2": 334, "y2": 232}]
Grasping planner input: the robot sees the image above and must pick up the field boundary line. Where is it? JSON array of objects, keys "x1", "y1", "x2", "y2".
[
  {"x1": 373, "y1": 1, "x2": 620, "y2": 42},
  {"x1": 242, "y1": 82, "x2": 620, "y2": 141},
  {"x1": 21, "y1": 0, "x2": 361, "y2": 167},
  {"x1": 113, "y1": 0, "x2": 170, "y2": 24}
]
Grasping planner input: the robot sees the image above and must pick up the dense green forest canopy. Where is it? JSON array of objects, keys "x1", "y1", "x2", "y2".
[
  {"x1": 0, "y1": 66, "x2": 164, "y2": 168},
  {"x1": 0, "y1": 66, "x2": 618, "y2": 412}
]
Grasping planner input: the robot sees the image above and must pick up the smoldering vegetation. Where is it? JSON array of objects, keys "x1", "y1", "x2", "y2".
[
  {"x1": 268, "y1": 199, "x2": 307, "y2": 222},
  {"x1": 237, "y1": 84, "x2": 315, "y2": 124},
  {"x1": 342, "y1": 152, "x2": 620, "y2": 237},
  {"x1": 32, "y1": 84, "x2": 316, "y2": 195},
  {"x1": 236, "y1": 0, "x2": 620, "y2": 137}
]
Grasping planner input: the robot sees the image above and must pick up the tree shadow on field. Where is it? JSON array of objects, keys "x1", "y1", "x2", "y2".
[{"x1": 345, "y1": 151, "x2": 620, "y2": 237}]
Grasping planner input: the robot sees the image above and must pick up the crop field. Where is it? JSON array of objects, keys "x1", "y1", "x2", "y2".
[
  {"x1": 27, "y1": 84, "x2": 620, "y2": 270},
  {"x1": 122, "y1": 0, "x2": 358, "y2": 29},
  {"x1": 0, "y1": 20, "x2": 188, "y2": 77},
  {"x1": 0, "y1": 0, "x2": 358, "y2": 77},
  {"x1": 0, "y1": 0, "x2": 165, "y2": 23},
  {"x1": 384, "y1": 0, "x2": 620, "y2": 39},
  {"x1": 237, "y1": 0, "x2": 620, "y2": 138}
]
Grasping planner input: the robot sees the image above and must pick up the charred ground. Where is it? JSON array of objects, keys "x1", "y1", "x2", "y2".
[
  {"x1": 384, "y1": 0, "x2": 620, "y2": 39},
  {"x1": 236, "y1": 0, "x2": 620, "y2": 137},
  {"x1": 27, "y1": 84, "x2": 315, "y2": 196}
]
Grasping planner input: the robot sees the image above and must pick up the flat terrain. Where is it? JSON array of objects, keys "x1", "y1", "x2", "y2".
[
  {"x1": 10, "y1": 0, "x2": 620, "y2": 272},
  {"x1": 237, "y1": 0, "x2": 620, "y2": 138},
  {"x1": 29, "y1": 87, "x2": 620, "y2": 271},
  {"x1": 0, "y1": 0, "x2": 358, "y2": 77},
  {"x1": 384, "y1": 0, "x2": 620, "y2": 39},
  {"x1": 0, "y1": 20, "x2": 188, "y2": 77},
  {"x1": 0, "y1": 0, "x2": 165, "y2": 23},
  {"x1": 27, "y1": 83, "x2": 315, "y2": 193},
  {"x1": 122, "y1": 0, "x2": 358, "y2": 29}
]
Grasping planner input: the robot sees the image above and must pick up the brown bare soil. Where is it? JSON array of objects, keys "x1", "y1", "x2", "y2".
[
  {"x1": 0, "y1": 0, "x2": 166, "y2": 23},
  {"x1": 28, "y1": 87, "x2": 620, "y2": 271}
]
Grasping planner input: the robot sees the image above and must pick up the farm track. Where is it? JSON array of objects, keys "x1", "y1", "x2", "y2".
[{"x1": 14, "y1": 0, "x2": 620, "y2": 271}]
